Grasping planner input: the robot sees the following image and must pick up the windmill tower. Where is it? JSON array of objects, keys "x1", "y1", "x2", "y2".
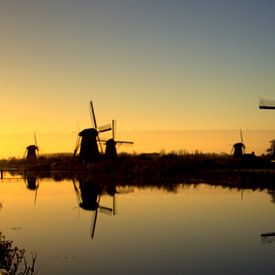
[
  {"x1": 104, "y1": 120, "x2": 133, "y2": 160},
  {"x1": 25, "y1": 132, "x2": 39, "y2": 162},
  {"x1": 73, "y1": 101, "x2": 111, "y2": 162},
  {"x1": 232, "y1": 129, "x2": 245, "y2": 159},
  {"x1": 78, "y1": 128, "x2": 100, "y2": 162}
]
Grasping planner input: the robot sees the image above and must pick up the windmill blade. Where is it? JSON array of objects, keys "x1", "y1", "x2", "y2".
[
  {"x1": 112, "y1": 120, "x2": 116, "y2": 140},
  {"x1": 99, "y1": 206, "x2": 113, "y2": 215},
  {"x1": 72, "y1": 179, "x2": 82, "y2": 205},
  {"x1": 240, "y1": 129, "x2": 244, "y2": 144},
  {"x1": 90, "y1": 209, "x2": 98, "y2": 239},
  {"x1": 113, "y1": 194, "x2": 117, "y2": 215},
  {"x1": 34, "y1": 178, "x2": 39, "y2": 206},
  {"x1": 34, "y1": 131, "x2": 39, "y2": 157},
  {"x1": 116, "y1": 140, "x2": 134, "y2": 145},
  {"x1": 259, "y1": 98, "x2": 275, "y2": 109},
  {"x1": 89, "y1": 101, "x2": 98, "y2": 129},
  {"x1": 261, "y1": 232, "x2": 275, "y2": 244},
  {"x1": 110, "y1": 120, "x2": 133, "y2": 145},
  {"x1": 72, "y1": 135, "x2": 81, "y2": 159},
  {"x1": 34, "y1": 132, "x2": 38, "y2": 148},
  {"x1": 98, "y1": 123, "x2": 112, "y2": 133},
  {"x1": 97, "y1": 136, "x2": 104, "y2": 154},
  {"x1": 116, "y1": 186, "x2": 134, "y2": 194}
]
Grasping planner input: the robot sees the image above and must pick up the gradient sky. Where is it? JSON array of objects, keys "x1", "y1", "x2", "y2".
[{"x1": 0, "y1": 1, "x2": 275, "y2": 156}]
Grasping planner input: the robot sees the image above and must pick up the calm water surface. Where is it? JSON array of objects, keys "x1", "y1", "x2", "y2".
[{"x1": 1, "y1": 173, "x2": 275, "y2": 274}]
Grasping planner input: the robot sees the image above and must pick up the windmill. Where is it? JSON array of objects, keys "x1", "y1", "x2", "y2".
[
  {"x1": 259, "y1": 98, "x2": 275, "y2": 109},
  {"x1": 259, "y1": 98, "x2": 275, "y2": 160},
  {"x1": 232, "y1": 129, "x2": 245, "y2": 159},
  {"x1": 23, "y1": 173, "x2": 40, "y2": 205},
  {"x1": 72, "y1": 178, "x2": 113, "y2": 239},
  {"x1": 104, "y1": 120, "x2": 134, "y2": 160},
  {"x1": 24, "y1": 132, "x2": 39, "y2": 162},
  {"x1": 73, "y1": 101, "x2": 111, "y2": 162},
  {"x1": 81, "y1": 183, "x2": 133, "y2": 239}
]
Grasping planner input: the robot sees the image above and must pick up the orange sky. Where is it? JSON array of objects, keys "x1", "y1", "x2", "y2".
[
  {"x1": 0, "y1": 129, "x2": 274, "y2": 159},
  {"x1": 0, "y1": 2, "x2": 275, "y2": 157}
]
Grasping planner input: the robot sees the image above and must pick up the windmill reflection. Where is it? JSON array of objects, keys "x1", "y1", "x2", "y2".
[
  {"x1": 261, "y1": 232, "x2": 275, "y2": 244},
  {"x1": 72, "y1": 178, "x2": 115, "y2": 239},
  {"x1": 260, "y1": 189, "x2": 275, "y2": 244},
  {"x1": 25, "y1": 175, "x2": 39, "y2": 191},
  {"x1": 23, "y1": 173, "x2": 39, "y2": 205}
]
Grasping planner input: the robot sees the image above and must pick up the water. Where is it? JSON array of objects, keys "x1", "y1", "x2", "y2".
[{"x1": 1, "y1": 174, "x2": 275, "y2": 274}]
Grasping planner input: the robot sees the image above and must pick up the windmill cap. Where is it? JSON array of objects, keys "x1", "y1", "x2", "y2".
[
  {"x1": 233, "y1": 142, "x2": 245, "y2": 148},
  {"x1": 27, "y1": 145, "x2": 38, "y2": 150},
  {"x1": 79, "y1": 128, "x2": 98, "y2": 136}
]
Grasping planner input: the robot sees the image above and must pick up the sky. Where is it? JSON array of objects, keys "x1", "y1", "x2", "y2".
[{"x1": 0, "y1": 0, "x2": 275, "y2": 157}]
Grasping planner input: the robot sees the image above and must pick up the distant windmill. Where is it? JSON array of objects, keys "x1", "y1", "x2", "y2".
[
  {"x1": 24, "y1": 132, "x2": 39, "y2": 162},
  {"x1": 259, "y1": 98, "x2": 275, "y2": 109},
  {"x1": 232, "y1": 129, "x2": 245, "y2": 159},
  {"x1": 73, "y1": 101, "x2": 111, "y2": 162},
  {"x1": 267, "y1": 139, "x2": 275, "y2": 160},
  {"x1": 104, "y1": 120, "x2": 134, "y2": 160}
]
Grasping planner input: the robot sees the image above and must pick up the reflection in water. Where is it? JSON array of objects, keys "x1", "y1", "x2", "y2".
[
  {"x1": 261, "y1": 191, "x2": 275, "y2": 245},
  {"x1": 261, "y1": 232, "x2": 275, "y2": 244},
  {"x1": 72, "y1": 177, "x2": 115, "y2": 239},
  {"x1": 2, "y1": 174, "x2": 275, "y2": 274},
  {"x1": 23, "y1": 173, "x2": 39, "y2": 205},
  {"x1": 268, "y1": 190, "x2": 275, "y2": 204},
  {"x1": 25, "y1": 175, "x2": 39, "y2": 191}
]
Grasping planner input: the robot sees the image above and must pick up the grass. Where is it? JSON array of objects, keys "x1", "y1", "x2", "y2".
[
  {"x1": 1, "y1": 151, "x2": 275, "y2": 190},
  {"x1": 0, "y1": 232, "x2": 36, "y2": 275}
]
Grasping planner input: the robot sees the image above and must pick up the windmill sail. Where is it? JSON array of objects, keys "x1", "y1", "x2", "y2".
[
  {"x1": 98, "y1": 124, "x2": 112, "y2": 133},
  {"x1": 259, "y1": 98, "x2": 275, "y2": 109},
  {"x1": 89, "y1": 101, "x2": 98, "y2": 129},
  {"x1": 240, "y1": 129, "x2": 243, "y2": 144}
]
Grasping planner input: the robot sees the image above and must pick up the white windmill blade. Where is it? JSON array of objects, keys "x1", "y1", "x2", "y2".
[
  {"x1": 98, "y1": 123, "x2": 112, "y2": 133},
  {"x1": 259, "y1": 98, "x2": 275, "y2": 109}
]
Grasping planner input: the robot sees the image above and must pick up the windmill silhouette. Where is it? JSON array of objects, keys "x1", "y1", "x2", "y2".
[
  {"x1": 24, "y1": 132, "x2": 39, "y2": 162},
  {"x1": 232, "y1": 129, "x2": 245, "y2": 159},
  {"x1": 73, "y1": 101, "x2": 111, "y2": 162},
  {"x1": 72, "y1": 178, "x2": 113, "y2": 239},
  {"x1": 259, "y1": 98, "x2": 275, "y2": 109},
  {"x1": 104, "y1": 120, "x2": 134, "y2": 160},
  {"x1": 24, "y1": 173, "x2": 40, "y2": 205}
]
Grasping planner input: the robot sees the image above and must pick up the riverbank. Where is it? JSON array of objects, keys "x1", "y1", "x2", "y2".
[{"x1": 1, "y1": 152, "x2": 275, "y2": 191}]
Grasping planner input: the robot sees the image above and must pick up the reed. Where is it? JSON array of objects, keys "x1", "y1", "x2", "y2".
[{"x1": 0, "y1": 232, "x2": 36, "y2": 275}]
